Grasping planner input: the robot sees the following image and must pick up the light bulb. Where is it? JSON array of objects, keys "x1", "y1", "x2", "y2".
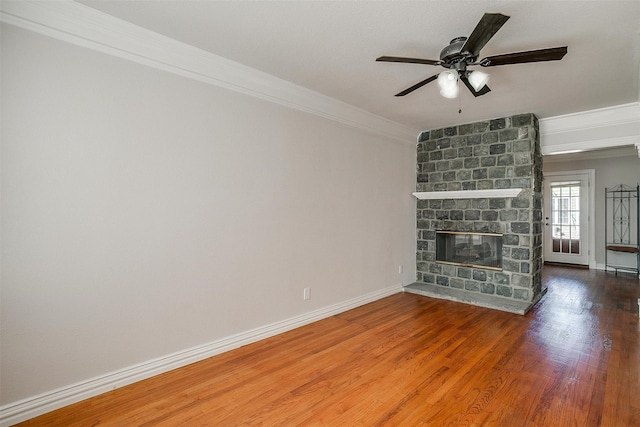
[
  {"x1": 437, "y1": 70, "x2": 459, "y2": 90},
  {"x1": 440, "y1": 84, "x2": 459, "y2": 99},
  {"x1": 468, "y1": 70, "x2": 489, "y2": 91}
]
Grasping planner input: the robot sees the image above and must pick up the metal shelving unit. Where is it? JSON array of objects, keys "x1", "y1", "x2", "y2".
[{"x1": 605, "y1": 184, "x2": 639, "y2": 276}]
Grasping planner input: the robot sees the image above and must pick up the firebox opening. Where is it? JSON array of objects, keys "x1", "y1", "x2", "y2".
[{"x1": 436, "y1": 231, "x2": 503, "y2": 270}]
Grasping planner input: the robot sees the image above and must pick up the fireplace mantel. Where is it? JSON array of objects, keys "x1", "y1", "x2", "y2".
[{"x1": 413, "y1": 188, "x2": 523, "y2": 200}]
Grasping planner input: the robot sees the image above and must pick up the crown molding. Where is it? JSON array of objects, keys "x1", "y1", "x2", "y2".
[
  {"x1": 541, "y1": 135, "x2": 640, "y2": 156},
  {"x1": 540, "y1": 102, "x2": 640, "y2": 135},
  {"x1": 540, "y1": 103, "x2": 640, "y2": 156},
  {"x1": 543, "y1": 145, "x2": 638, "y2": 163},
  {"x1": 0, "y1": 0, "x2": 418, "y2": 143}
]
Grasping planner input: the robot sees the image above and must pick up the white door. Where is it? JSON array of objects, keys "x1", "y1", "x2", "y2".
[{"x1": 543, "y1": 172, "x2": 592, "y2": 266}]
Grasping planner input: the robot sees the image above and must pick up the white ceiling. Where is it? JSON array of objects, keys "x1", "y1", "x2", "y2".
[{"x1": 78, "y1": 0, "x2": 640, "y2": 131}]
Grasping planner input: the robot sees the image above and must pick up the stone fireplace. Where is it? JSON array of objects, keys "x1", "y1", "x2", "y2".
[{"x1": 405, "y1": 114, "x2": 544, "y2": 314}]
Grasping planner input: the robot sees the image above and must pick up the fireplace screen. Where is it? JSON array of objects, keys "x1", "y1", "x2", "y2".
[{"x1": 436, "y1": 231, "x2": 503, "y2": 270}]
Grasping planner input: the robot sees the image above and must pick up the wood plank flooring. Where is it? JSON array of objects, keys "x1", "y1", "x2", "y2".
[{"x1": 16, "y1": 266, "x2": 640, "y2": 426}]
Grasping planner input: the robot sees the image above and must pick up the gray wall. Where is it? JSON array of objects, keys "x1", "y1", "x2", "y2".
[{"x1": 1, "y1": 24, "x2": 416, "y2": 405}]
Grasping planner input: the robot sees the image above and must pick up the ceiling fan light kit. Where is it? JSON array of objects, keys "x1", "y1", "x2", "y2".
[{"x1": 376, "y1": 13, "x2": 567, "y2": 99}]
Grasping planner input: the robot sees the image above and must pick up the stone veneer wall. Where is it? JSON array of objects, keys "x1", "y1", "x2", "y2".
[{"x1": 415, "y1": 113, "x2": 543, "y2": 307}]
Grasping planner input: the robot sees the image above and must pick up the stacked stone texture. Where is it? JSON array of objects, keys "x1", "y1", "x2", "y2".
[{"x1": 416, "y1": 114, "x2": 543, "y2": 303}]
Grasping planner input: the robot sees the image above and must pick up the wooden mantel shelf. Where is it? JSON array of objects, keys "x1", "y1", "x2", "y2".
[{"x1": 412, "y1": 188, "x2": 524, "y2": 200}]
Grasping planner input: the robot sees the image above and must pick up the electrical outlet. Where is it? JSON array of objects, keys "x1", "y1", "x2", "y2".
[{"x1": 303, "y1": 287, "x2": 311, "y2": 300}]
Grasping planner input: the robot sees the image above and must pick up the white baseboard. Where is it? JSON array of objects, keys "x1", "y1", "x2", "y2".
[{"x1": 0, "y1": 284, "x2": 402, "y2": 426}]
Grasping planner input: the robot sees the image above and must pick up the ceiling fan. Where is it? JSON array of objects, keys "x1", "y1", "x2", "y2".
[{"x1": 377, "y1": 13, "x2": 567, "y2": 98}]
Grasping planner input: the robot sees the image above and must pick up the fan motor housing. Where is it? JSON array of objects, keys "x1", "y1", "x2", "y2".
[{"x1": 440, "y1": 37, "x2": 477, "y2": 67}]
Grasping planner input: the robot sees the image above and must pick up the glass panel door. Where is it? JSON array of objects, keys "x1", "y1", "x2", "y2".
[
  {"x1": 543, "y1": 172, "x2": 591, "y2": 266},
  {"x1": 551, "y1": 183, "x2": 580, "y2": 254}
]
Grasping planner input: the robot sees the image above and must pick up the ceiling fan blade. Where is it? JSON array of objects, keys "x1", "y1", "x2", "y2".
[
  {"x1": 480, "y1": 46, "x2": 568, "y2": 66},
  {"x1": 395, "y1": 74, "x2": 438, "y2": 96},
  {"x1": 461, "y1": 13, "x2": 510, "y2": 56},
  {"x1": 376, "y1": 56, "x2": 441, "y2": 66},
  {"x1": 460, "y1": 75, "x2": 491, "y2": 97}
]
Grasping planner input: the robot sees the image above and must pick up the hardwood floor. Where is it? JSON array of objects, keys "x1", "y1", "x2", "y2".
[{"x1": 17, "y1": 266, "x2": 640, "y2": 426}]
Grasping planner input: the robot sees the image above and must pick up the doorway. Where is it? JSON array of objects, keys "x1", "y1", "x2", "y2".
[{"x1": 543, "y1": 170, "x2": 595, "y2": 267}]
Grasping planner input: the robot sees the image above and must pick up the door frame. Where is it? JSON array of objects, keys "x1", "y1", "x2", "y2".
[{"x1": 543, "y1": 169, "x2": 596, "y2": 268}]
